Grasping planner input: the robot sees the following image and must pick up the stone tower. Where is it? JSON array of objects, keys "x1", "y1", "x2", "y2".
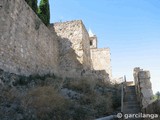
[
  {"x1": 89, "y1": 29, "x2": 97, "y2": 49},
  {"x1": 89, "y1": 29, "x2": 112, "y2": 79}
]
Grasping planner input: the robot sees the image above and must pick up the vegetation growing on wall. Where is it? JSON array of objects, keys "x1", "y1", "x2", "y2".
[{"x1": 38, "y1": 0, "x2": 50, "y2": 26}]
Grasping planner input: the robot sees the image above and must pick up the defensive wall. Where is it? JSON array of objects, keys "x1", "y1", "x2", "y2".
[
  {"x1": 52, "y1": 20, "x2": 92, "y2": 72},
  {"x1": 88, "y1": 31, "x2": 112, "y2": 78},
  {"x1": 0, "y1": 0, "x2": 59, "y2": 76},
  {"x1": 0, "y1": 0, "x2": 111, "y2": 81},
  {"x1": 51, "y1": 21, "x2": 112, "y2": 80},
  {"x1": 91, "y1": 48, "x2": 112, "y2": 78}
]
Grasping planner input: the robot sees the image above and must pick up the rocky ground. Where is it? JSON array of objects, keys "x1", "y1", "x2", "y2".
[{"x1": 0, "y1": 69, "x2": 121, "y2": 120}]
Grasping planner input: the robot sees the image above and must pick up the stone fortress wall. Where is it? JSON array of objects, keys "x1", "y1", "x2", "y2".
[
  {"x1": 52, "y1": 20, "x2": 92, "y2": 72},
  {"x1": 51, "y1": 20, "x2": 112, "y2": 79},
  {"x1": 0, "y1": 0, "x2": 59, "y2": 76},
  {"x1": 91, "y1": 48, "x2": 112, "y2": 78},
  {"x1": 88, "y1": 32, "x2": 112, "y2": 78},
  {"x1": 0, "y1": 0, "x2": 112, "y2": 81}
]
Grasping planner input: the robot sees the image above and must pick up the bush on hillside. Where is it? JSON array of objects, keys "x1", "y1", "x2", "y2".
[
  {"x1": 0, "y1": 71, "x2": 121, "y2": 120},
  {"x1": 63, "y1": 78, "x2": 120, "y2": 117},
  {"x1": 22, "y1": 86, "x2": 70, "y2": 120}
]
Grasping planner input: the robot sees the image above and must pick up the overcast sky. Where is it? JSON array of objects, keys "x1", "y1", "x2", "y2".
[{"x1": 39, "y1": 0, "x2": 160, "y2": 94}]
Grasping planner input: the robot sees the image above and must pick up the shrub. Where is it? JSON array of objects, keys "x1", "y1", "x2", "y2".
[
  {"x1": 22, "y1": 86, "x2": 69, "y2": 120},
  {"x1": 65, "y1": 78, "x2": 96, "y2": 94},
  {"x1": 0, "y1": 88, "x2": 24, "y2": 119},
  {"x1": 93, "y1": 94, "x2": 113, "y2": 117},
  {"x1": 112, "y1": 85, "x2": 121, "y2": 109},
  {"x1": 70, "y1": 104, "x2": 94, "y2": 120},
  {"x1": 0, "y1": 70, "x2": 121, "y2": 119},
  {"x1": 1, "y1": 87, "x2": 23, "y2": 103},
  {"x1": 63, "y1": 78, "x2": 115, "y2": 118}
]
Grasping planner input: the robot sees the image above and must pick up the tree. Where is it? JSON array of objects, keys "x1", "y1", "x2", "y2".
[
  {"x1": 25, "y1": 0, "x2": 32, "y2": 6},
  {"x1": 156, "y1": 91, "x2": 160, "y2": 100},
  {"x1": 32, "y1": 0, "x2": 38, "y2": 13},
  {"x1": 25, "y1": 0, "x2": 38, "y2": 13},
  {"x1": 38, "y1": 0, "x2": 50, "y2": 26}
]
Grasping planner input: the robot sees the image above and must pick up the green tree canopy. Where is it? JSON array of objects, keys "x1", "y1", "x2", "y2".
[
  {"x1": 25, "y1": 0, "x2": 38, "y2": 13},
  {"x1": 38, "y1": 0, "x2": 50, "y2": 26}
]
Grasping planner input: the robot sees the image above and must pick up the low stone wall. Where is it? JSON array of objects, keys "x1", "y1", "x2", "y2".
[
  {"x1": 133, "y1": 67, "x2": 154, "y2": 109},
  {"x1": 0, "y1": 0, "x2": 59, "y2": 76}
]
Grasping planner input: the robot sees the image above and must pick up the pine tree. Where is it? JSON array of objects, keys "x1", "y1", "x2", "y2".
[{"x1": 38, "y1": 0, "x2": 50, "y2": 26}]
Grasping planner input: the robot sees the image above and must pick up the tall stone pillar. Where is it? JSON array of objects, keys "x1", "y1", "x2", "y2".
[
  {"x1": 138, "y1": 70, "x2": 153, "y2": 108},
  {"x1": 133, "y1": 67, "x2": 141, "y2": 102}
]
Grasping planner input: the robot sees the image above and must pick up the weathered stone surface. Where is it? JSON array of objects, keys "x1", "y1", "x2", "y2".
[
  {"x1": 89, "y1": 30, "x2": 97, "y2": 49},
  {"x1": 133, "y1": 67, "x2": 154, "y2": 108},
  {"x1": 138, "y1": 71, "x2": 150, "y2": 79},
  {"x1": 81, "y1": 23, "x2": 92, "y2": 70},
  {"x1": 0, "y1": 0, "x2": 115, "y2": 119},
  {"x1": 52, "y1": 20, "x2": 91, "y2": 71},
  {"x1": 0, "y1": 0, "x2": 112, "y2": 82},
  {"x1": 84, "y1": 70, "x2": 109, "y2": 82},
  {"x1": 0, "y1": 0, "x2": 59, "y2": 76},
  {"x1": 91, "y1": 48, "x2": 112, "y2": 78},
  {"x1": 51, "y1": 20, "x2": 111, "y2": 81}
]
